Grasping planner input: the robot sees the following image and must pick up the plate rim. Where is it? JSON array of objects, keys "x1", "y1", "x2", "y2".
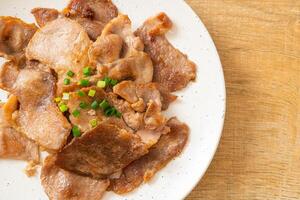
[{"x1": 180, "y1": 1, "x2": 226, "y2": 199}]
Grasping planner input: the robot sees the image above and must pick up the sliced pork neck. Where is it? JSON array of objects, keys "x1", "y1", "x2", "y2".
[
  {"x1": 109, "y1": 117, "x2": 189, "y2": 194},
  {"x1": 89, "y1": 15, "x2": 153, "y2": 83},
  {"x1": 26, "y1": 17, "x2": 92, "y2": 95},
  {"x1": 41, "y1": 155, "x2": 109, "y2": 200},
  {"x1": 31, "y1": 8, "x2": 59, "y2": 27},
  {"x1": 0, "y1": 16, "x2": 37, "y2": 62},
  {"x1": 135, "y1": 13, "x2": 196, "y2": 92},
  {"x1": 63, "y1": 0, "x2": 118, "y2": 40},
  {"x1": 0, "y1": 102, "x2": 39, "y2": 162},
  {"x1": 56, "y1": 122, "x2": 148, "y2": 179},
  {"x1": 0, "y1": 61, "x2": 71, "y2": 151}
]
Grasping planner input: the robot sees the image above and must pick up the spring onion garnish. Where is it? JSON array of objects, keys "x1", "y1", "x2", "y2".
[
  {"x1": 88, "y1": 89, "x2": 96, "y2": 97},
  {"x1": 91, "y1": 100, "x2": 99, "y2": 110},
  {"x1": 67, "y1": 70, "x2": 75, "y2": 77},
  {"x1": 104, "y1": 77, "x2": 111, "y2": 86},
  {"x1": 79, "y1": 102, "x2": 88, "y2": 109},
  {"x1": 97, "y1": 80, "x2": 106, "y2": 88},
  {"x1": 77, "y1": 90, "x2": 85, "y2": 97},
  {"x1": 104, "y1": 107, "x2": 116, "y2": 117},
  {"x1": 110, "y1": 79, "x2": 118, "y2": 86},
  {"x1": 89, "y1": 119, "x2": 98, "y2": 128},
  {"x1": 62, "y1": 93, "x2": 70, "y2": 100},
  {"x1": 72, "y1": 126, "x2": 81, "y2": 137},
  {"x1": 59, "y1": 104, "x2": 68, "y2": 113},
  {"x1": 64, "y1": 78, "x2": 71, "y2": 85},
  {"x1": 54, "y1": 97, "x2": 62, "y2": 103},
  {"x1": 83, "y1": 67, "x2": 91, "y2": 77},
  {"x1": 99, "y1": 100, "x2": 109, "y2": 110},
  {"x1": 103, "y1": 77, "x2": 118, "y2": 87},
  {"x1": 79, "y1": 79, "x2": 90, "y2": 87},
  {"x1": 72, "y1": 109, "x2": 80, "y2": 118},
  {"x1": 115, "y1": 111, "x2": 122, "y2": 118}
]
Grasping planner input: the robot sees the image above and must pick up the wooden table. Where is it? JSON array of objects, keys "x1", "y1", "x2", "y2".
[{"x1": 185, "y1": 1, "x2": 300, "y2": 199}]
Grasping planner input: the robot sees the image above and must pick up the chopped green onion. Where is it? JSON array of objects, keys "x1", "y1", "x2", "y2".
[
  {"x1": 104, "y1": 77, "x2": 111, "y2": 85},
  {"x1": 83, "y1": 67, "x2": 91, "y2": 76},
  {"x1": 91, "y1": 101, "x2": 99, "y2": 110},
  {"x1": 88, "y1": 89, "x2": 96, "y2": 97},
  {"x1": 104, "y1": 107, "x2": 116, "y2": 117},
  {"x1": 67, "y1": 70, "x2": 75, "y2": 77},
  {"x1": 102, "y1": 77, "x2": 118, "y2": 87},
  {"x1": 97, "y1": 80, "x2": 106, "y2": 88},
  {"x1": 64, "y1": 78, "x2": 71, "y2": 85},
  {"x1": 79, "y1": 79, "x2": 90, "y2": 87},
  {"x1": 59, "y1": 104, "x2": 68, "y2": 112},
  {"x1": 115, "y1": 111, "x2": 122, "y2": 118},
  {"x1": 72, "y1": 126, "x2": 81, "y2": 137},
  {"x1": 72, "y1": 109, "x2": 80, "y2": 117},
  {"x1": 89, "y1": 119, "x2": 98, "y2": 128},
  {"x1": 99, "y1": 100, "x2": 110, "y2": 110},
  {"x1": 62, "y1": 93, "x2": 70, "y2": 100},
  {"x1": 77, "y1": 90, "x2": 85, "y2": 97},
  {"x1": 54, "y1": 97, "x2": 62, "y2": 103},
  {"x1": 79, "y1": 102, "x2": 88, "y2": 109},
  {"x1": 110, "y1": 79, "x2": 118, "y2": 86}
]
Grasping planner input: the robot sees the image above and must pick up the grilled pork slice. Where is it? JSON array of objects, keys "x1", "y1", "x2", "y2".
[
  {"x1": 0, "y1": 102, "x2": 39, "y2": 162},
  {"x1": 41, "y1": 155, "x2": 109, "y2": 200},
  {"x1": 32, "y1": 0, "x2": 118, "y2": 41},
  {"x1": 89, "y1": 15, "x2": 153, "y2": 83},
  {"x1": 15, "y1": 68, "x2": 71, "y2": 151},
  {"x1": 63, "y1": 0, "x2": 118, "y2": 40},
  {"x1": 0, "y1": 16, "x2": 37, "y2": 61},
  {"x1": 56, "y1": 123, "x2": 148, "y2": 179},
  {"x1": 109, "y1": 117, "x2": 189, "y2": 194},
  {"x1": 26, "y1": 17, "x2": 91, "y2": 95},
  {"x1": 26, "y1": 17, "x2": 91, "y2": 71},
  {"x1": 135, "y1": 13, "x2": 196, "y2": 92},
  {"x1": 0, "y1": 61, "x2": 71, "y2": 151},
  {"x1": 31, "y1": 8, "x2": 59, "y2": 27}
]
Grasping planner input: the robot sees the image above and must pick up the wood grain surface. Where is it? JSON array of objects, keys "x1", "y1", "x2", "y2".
[{"x1": 185, "y1": 0, "x2": 300, "y2": 199}]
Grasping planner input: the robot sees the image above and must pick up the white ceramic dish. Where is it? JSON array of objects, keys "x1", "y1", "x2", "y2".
[{"x1": 0, "y1": 0, "x2": 226, "y2": 199}]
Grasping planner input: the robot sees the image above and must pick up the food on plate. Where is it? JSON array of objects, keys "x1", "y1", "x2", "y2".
[
  {"x1": 136, "y1": 13, "x2": 196, "y2": 92},
  {"x1": 0, "y1": 0, "x2": 196, "y2": 199},
  {"x1": 0, "y1": 16, "x2": 37, "y2": 62},
  {"x1": 41, "y1": 155, "x2": 110, "y2": 200},
  {"x1": 109, "y1": 117, "x2": 189, "y2": 194},
  {"x1": 0, "y1": 102, "x2": 39, "y2": 162}
]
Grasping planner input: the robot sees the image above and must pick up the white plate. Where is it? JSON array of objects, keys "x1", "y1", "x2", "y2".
[{"x1": 0, "y1": 0, "x2": 226, "y2": 200}]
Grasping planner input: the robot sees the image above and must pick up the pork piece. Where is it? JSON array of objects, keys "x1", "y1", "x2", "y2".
[
  {"x1": 0, "y1": 61, "x2": 72, "y2": 151},
  {"x1": 113, "y1": 81, "x2": 162, "y2": 111},
  {"x1": 135, "y1": 13, "x2": 196, "y2": 92},
  {"x1": 106, "y1": 51, "x2": 153, "y2": 84},
  {"x1": 14, "y1": 68, "x2": 71, "y2": 151},
  {"x1": 31, "y1": 8, "x2": 59, "y2": 27},
  {"x1": 63, "y1": 0, "x2": 118, "y2": 40},
  {"x1": 109, "y1": 117, "x2": 189, "y2": 194},
  {"x1": 89, "y1": 15, "x2": 153, "y2": 83},
  {"x1": 89, "y1": 34, "x2": 123, "y2": 64},
  {"x1": 41, "y1": 155, "x2": 109, "y2": 200},
  {"x1": 158, "y1": 85, "x2": 177, "y2": 110},
  {"x1": 56, "y1": 123, "x2": 148, "y2": 179},
  {"x1": 0, "y1": 17, "x2": 37, "y2": 61},
  {"x1": 26, "y1": 17, "x2": 90, "y2": 71},
  {"x1": 0, "y1": 61, "x2": 20, "y2": 91},
  {"x1": 101, "y1": 14, "x2": 144, "y2": 56},
  {"x1": 26, "y1": 17, "x2": 91, "y2": 94},
  {"x1": 66, "y1": 87, "x2": 131, "y2": 133},
  {"x1": 113, "y1": 81, "x2": 168, "y2": 145},
  {"x1": 0, "y1": 102, "x2": 39, "y2": 162}
]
